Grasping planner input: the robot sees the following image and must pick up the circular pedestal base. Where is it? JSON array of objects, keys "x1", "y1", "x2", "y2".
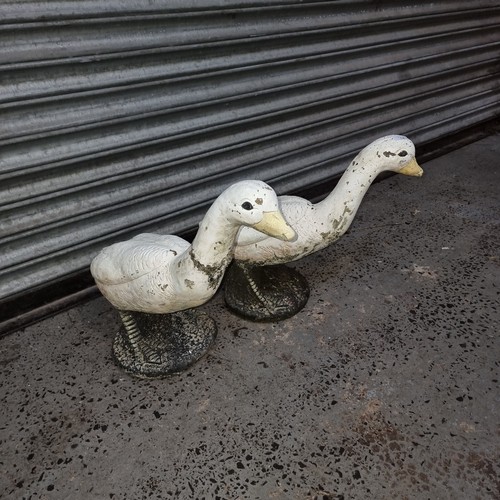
[
  {"x1": 224, "y1": 263, "x2": 310, "y2": 322},
  {"x1": 113, "y1": 310, "x2": 217, "y2": 379}
]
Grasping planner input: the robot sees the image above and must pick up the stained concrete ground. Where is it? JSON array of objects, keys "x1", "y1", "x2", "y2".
[{"x1": 1, "y1": 135, "x2": 499, "y2": 500}]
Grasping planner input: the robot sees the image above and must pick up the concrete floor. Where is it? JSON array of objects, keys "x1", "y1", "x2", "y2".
[{"x1": 1, "y1": 135, "x2": 499, "y2": 500}]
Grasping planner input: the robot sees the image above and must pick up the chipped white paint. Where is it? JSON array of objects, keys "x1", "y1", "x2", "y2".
[
  {"x1": 234, "y1": 135, "x2": 423, "y2": 265},
  {"x1": 91, "y1": 180, "x2": 295, "y2": 313}
]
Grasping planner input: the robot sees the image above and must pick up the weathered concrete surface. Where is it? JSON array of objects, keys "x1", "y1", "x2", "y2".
[{"x1": 1, "y1": 135, "x2": 499, "y2": 499}]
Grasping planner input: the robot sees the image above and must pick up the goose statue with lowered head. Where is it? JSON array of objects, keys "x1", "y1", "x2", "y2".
[
  {"x1": 224, "y1": 135, "x2": 423, "y2": 321},
  {"x1": 91, "y1": 180, "x2": 295, "y2": 378}
]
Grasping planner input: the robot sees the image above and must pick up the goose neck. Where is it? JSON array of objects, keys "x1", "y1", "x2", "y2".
[
  {"x1": 316, "y1": 156, "x2": 380, "y2": 233},
  {"x1": 189, "y1": 202, "x2": 239, "y2": 269}
]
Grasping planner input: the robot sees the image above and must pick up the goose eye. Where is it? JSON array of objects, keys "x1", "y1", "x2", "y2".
[
  {"x1": 241, "y1": 202, "x2": 253, "y2": 211},
  {"x1": 398, "y1": 150, "x2": 408, "y2": 157}
]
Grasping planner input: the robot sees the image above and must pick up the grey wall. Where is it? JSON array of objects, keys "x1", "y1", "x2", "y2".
[{"x1": 1, "y1": 0, "x2": 499, "y2": 304}]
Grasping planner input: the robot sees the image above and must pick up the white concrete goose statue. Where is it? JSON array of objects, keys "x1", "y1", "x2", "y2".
[
  {"x1": 224, "y1": 135, "x2": 423, "y2": 321},
  {"x1": 91, "y1": 180, "x2": 295, "y2": 378}
]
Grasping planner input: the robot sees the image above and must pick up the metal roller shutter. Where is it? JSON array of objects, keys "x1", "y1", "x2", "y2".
[{"x1": 1, "y1": 1, "x2": 499, "y2": 325}]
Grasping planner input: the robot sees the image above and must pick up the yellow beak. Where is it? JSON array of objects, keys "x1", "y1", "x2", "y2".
[
  {"x1": 399, "y1": 157, "x2": 424, "y2": 177},
  {"x1": 253, "y1": 211, "x2": 296, "y2": 242}
]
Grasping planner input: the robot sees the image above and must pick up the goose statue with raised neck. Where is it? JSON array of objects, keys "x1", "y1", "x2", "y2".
[
  {"x1": 91, "y1": 180, "x2": 295, "y2": 378},
  {"x1": 224, "y1": 135, "x2": 423, "y2": 321}
]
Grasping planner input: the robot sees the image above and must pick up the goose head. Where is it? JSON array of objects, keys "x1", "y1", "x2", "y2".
[
  {"x1": 222, "y1": 180, "x2": 296, "y2": 241},
  {"x1": 364, "y1": 135, "x2": 423, "y2": 177}
]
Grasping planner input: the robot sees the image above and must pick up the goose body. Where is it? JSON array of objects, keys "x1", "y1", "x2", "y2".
[
  {"x1": 91, "y1": 180, "x2": 295, "y2": 314},
  {"x1": 225, "y1": 135, "x2": 423, "y2": 321},
  {"x1": 234, "y1": 135, "x2": 423, "y2": 265}
]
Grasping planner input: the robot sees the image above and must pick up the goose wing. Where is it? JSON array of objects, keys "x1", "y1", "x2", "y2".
[{"x1": 91, "y1": 233, "x2": 189, "y2": 286}]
